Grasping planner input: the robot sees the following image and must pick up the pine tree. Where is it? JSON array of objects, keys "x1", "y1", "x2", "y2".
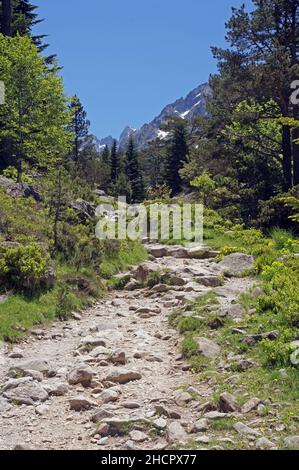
[
  {"x1": 68, "y1": 95, "x2": 90, "y2": 163},
  {"x1": 211, "y1": 0, "x2": 299, "y2": 189},
  {"x1": 164, "y1": 119, "x2": 188, "y2": 195},
  {"x1": 125, "y1": 136, "x2": 145, "y2": 202},
  {"x1": 101, "y1": 145, "x2": 110, "y2": 165},
  {"x1": 1, "y1": 0, "x2": 12, "y2": 35},
  {"x1": 0, "y1": 0, "x2": 54, "y2": 62},
  {"x1": 110, "y1": 139, "x2": 119, "y2": 182}
]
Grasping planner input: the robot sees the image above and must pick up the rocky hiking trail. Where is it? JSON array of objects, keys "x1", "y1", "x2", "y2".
[{"x1": 0, "y1": 245, "x2": 295, "y2": 450}]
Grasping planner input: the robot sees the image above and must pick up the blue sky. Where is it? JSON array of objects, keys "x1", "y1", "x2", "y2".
[{"x1": 34, "y1": 0, "x2": 252, "y2": 139}]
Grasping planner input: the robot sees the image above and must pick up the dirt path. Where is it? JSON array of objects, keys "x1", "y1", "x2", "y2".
[{"x1": 0, "y1": 248, "x2": 262, "y2": 450}]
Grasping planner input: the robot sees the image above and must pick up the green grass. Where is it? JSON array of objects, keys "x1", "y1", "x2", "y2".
[
  {"x1": 100, "y1": 241, "x2": 148, "y2": 278},
  {"x1": 181, "y1": 333, "x2": 198, "y2": 358},
  {"x1": 178, "y1": 316, "x2": 204, "y2": 333},
  {"x1": 211, "y1": 417, "x2": 237, "y2": 431},
  {"x1": 270, "y1": 227, "x2": 293, "y2": 251},
  {"x1": 0, "y1": 263, "x2": 103, "y2": 341},
  {"x1": 0, "y1": 290, "x2": 59, "y2": 341}
]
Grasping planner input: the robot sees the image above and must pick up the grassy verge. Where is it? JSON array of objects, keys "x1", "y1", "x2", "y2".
[
  {"x1": 0, "y1": 241, "x2": 148, "y2": 342},
  {"x1": 168, "y1": 225, "x2": 299, "y2": 448}
]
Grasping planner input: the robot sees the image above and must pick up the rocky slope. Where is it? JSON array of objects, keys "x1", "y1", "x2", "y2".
[
  {"x1": 94, "y1": 82, "x2": 210, "y2": 151},
  {"x1": 1, "y1": 245, "x2": 297, "y2": 450}
]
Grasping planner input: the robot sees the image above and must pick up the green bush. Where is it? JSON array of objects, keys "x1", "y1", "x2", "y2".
[
  {"x1": 261, "y1": 338, "x2": 294, "y2": 368},
  {"x1": 270, "y1": 228, "x2": 293, "y2": 251},
  {"x1": 0, "y1": 243, "x2": 50, "y2": 293}
]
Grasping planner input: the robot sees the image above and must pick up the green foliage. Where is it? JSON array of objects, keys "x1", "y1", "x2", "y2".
[
  {"x1": 181, "y1": 333, "x2": 198, "y2": 358},
  {"x1": 99, "y1": 240, "x2": 148, "y2": 278},
  {"x1": 1, "y1": 166, "x2": 33, "y2": 184},
  {"x1": 0, "y1": 34, "x2": 72, "y2": 180},
  {"x1": 260, "y1": 338, "x2": 294, "y2": 368},
  {"x1": 125, "y1": 137, "x2": 145, "y2": 202},
  {"x1": 270, "y1": 228, "x2": 294, "y2": 251},
  {"x1": 281, "y1": 195, "x2": 299, "y2": 224},
  {"x1": 0, "y1": 187, "x2": 47, "y2": 242},
  {"x1": 164, "y1": 119, "x2": 188, "y2": 195},
  {"x1": 191, "y1": 171, "x2": 216, "y2": 205},
  {"x1": 177, "y1": 316, "x2": 203, "y2": 334},
  {"x1": 0, "y1": 242, "x2": 50, "y2": 293},
  {"x1": 55, "y1": 285, "x2": 79, "y2": 321},
  {"x1": 67, "y1": 95, "x2": 90, "y2": 163},
  {"x1": 258, "y1": 258, "x2": 299, "y2": 327}
]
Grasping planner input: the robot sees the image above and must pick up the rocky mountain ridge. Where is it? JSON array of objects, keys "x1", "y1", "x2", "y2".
[{"x1": 94, "y1": 82, "x2": 210, "y2": 151}]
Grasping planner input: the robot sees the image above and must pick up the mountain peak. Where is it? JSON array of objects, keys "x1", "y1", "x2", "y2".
[{"x1": 96, "y1": 82, "x2": 210, "y2": 151}]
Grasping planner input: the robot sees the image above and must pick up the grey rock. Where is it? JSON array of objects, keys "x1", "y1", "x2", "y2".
[
  {"x1": 11, "y1": 358, "x2": 54, "y2": 377},
  {"x1": 99, "y1": 389, "x2": 120, "y2": 403},
  {"x1": 153, "y1": 417, "x2": 167, "y2": 430},
  {"x1": 284, "y1": 436, "x2": 299, "y2": 450},
  {"x1": 129, "y1": 430, "x2": 148, "y2": 443},
  {"x1": 219, "y1": 392, "x2": 240, "y2": 412},
  {"x1": 217, "y1": 253, "x2": 255, "y2": 277},
  {"x1": 67, "y1": 365, "x2": 93, "y2": 386},
  {"x1": 35, "y1": 404, "x2": 49, "y2": 416},
  {"x1": 166, "y1": 421, "x2": 188, "y2": 444},
  {"x1": 173, "y1": 390, "x2": 193, "y2": 406},
  {"x1": 2, "y1": 377, "x2": 32, "y2": 392},
  {"x1": 190, "y1": 418, "x2": 209, "y2": 433},
  {"x1": 0, "y1": 397, "x2": 12, "y2": 414},
  {"x1": 204, "y1": 411, "x2": 229, "y2": 420},
  {"x1": 102, "y1": 417, "x2": 150, "y2": 435},
  {"x1": 103, "y1": 368, "x2": 142, "y2": 384},
  {"x1": 91, "y1": 408, "x2": 114, "y2": 423},
  {"x1": 46, "y1": 382, "x2": 69, "y2": 397},
  {"x1": 241, "y1": 398, "x2": 261, "y2": 414},
  {"x1": 255, "y1": 437, "x2": 277, "y2": 450},
  {"x1": 197, "y1": 337, "x2": 221, "y2": 359},
  {"x1": 122, "y1": 401, "x2": 141, "y2": 409},
  {"x1": 233, "y1": 422, "x2": 262, "y2": 437},
  {"x1": 3, "y1": 381, "x2": 48, "y2": 405},
  {"x1": 69, "y1": 395, "x2": 98, "y2": 411}
]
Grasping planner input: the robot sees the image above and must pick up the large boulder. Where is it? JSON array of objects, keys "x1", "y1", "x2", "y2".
[
  {"x1": 3, "y1": 381, "x2": 48, "y2": 405},
  {"x1": 69, "y1": 199, "x2": 96, "y2": 222},
  {"x1": 0, "y1": 177, "x2": 41, "y2": 201},
  {"x1": 10, "y1": 358, "x2": 55, "y2": 378},
  {"x1": 132, "y1": 261, "x2": 161, "y2": 284},
  {"x1": 197, "y1": 337, "x2": 221, "y2": 359},
  {"x1": 216, "y1": 253, "x2": 255, "y2": 277},
  {"x1": 69, "y1": 395, "x2": 97, "y2": 411},
  {"x1": 166, "y1": 422, "x2": 188, "y2": 444},
  {"x1": 67, "y1": 365, "x2": 94, "y2": 386}
]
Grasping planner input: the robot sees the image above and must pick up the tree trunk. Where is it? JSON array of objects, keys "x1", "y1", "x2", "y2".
[
  {"x1": 282, "y1": 125, "x2": 293, "y2": 190},
  {"x1": 2, "y1": 0, "x2": 12, "y2": 36},
  {"x1": 16, "y1": 156, "x2": 22, "y2": 183}
]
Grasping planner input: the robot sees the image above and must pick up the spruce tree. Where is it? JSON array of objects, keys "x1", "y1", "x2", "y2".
[
  {"x1": 211, "y1": 0, "x2": 299, "y2": 189},
  {"x1": 125, "y1": 136, "x2": 145, "y2": 202},
  {"x1": 101, "y1": 145, "x2": 110, "y2": 165},
  {"x1": 110, "y1": 139, "x2": 119, "y2": 182},
  {"x1": 0, "y1": 0, "x2": 54, "y2": 62},
  {"x1": 165, "y1": 119, "x2": 188, "y2": 195},
  {"x1": 68, "y1": 95, "x2": 90, "y2": 164},
  {"x1": 1, "y1": 0, "x2": 12, "y2": 35}
]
